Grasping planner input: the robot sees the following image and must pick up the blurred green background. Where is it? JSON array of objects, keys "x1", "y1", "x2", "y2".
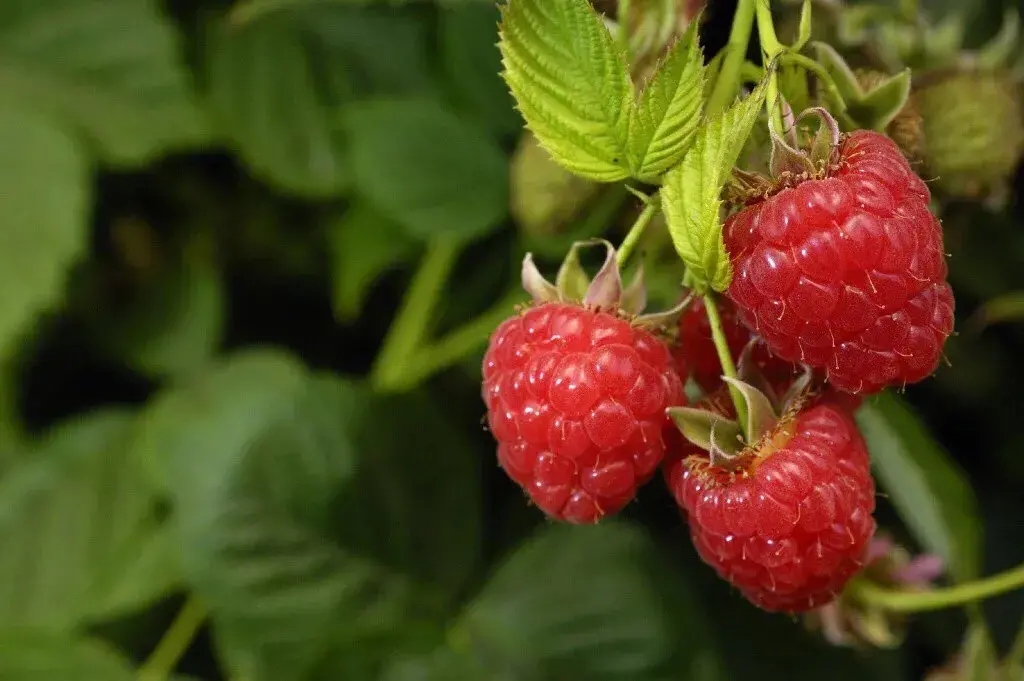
[{"x1": 0, "y1": 0, "x2": 1023, "y2": 680}]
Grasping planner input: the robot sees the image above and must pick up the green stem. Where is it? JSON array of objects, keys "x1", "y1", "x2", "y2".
[
  {"x1": 402, "y1": 289, "x2": 526, "y2": 387},
  {"x1": 779, "y1": 52, "x2": 848, "y2": 111},
  {"x1": 616, "y1": 193, "x2": 660, "y2": 267},
  {"x1": 138, "y1": 598, "x2": 206, "y2": 681},
  {"x1": 755, "y1": 0, "x2": 785, "y2": 133},
  {"x1": 371, "y1": 238, "x2": 462, "y2": 393},
  {"x1": 703, "y1": 293, "x2": 748, "y2": 439},
  {"x1": 706, "y1": 0, "x2": 757, "y2": 115},
  {"x1": 854, "y1": 562, "x2": 1024, "y2": 614}
]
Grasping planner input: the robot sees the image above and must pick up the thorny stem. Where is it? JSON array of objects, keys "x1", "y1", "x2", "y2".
[
  {"x1": 755, "y1": 0, "x2": 785, "y2": 133},
  {"x1": 138, "y1": 597, "x2": 206, "y2": 681},
  {"x1": 371, "y1": 238, "x2": 462, "y2": 393},
  {"x1": 853, "y1": 562, "x2": 1024, "y2": 614},
  {"x1": 703, "y1": 293, "x2": 749, "y2": 440},
  {"x1": 616, "y1": 192, "x2": 660, "y2": 267},
  {"x1": 706, "y1": 0, "x2": 757, "y2": 115}
]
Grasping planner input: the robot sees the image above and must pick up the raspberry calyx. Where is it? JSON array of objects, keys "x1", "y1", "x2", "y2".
[{"x1": 730, "y1": 107, "x2": 845, "y2": 204}]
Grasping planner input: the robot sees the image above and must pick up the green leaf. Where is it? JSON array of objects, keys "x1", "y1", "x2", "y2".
[
  {"x1": 440, "y1": 3, "x2": 521, "y2": 137},
  {"x1": 381, "y1": 649, "x2": 491, "y2": 681},
  {"x1": 855, "y1": 392, "x2": 983, "y2": 582},
  {"x1": 132, "y1": 350, "x2": 479, "y2": 681},
  {"x1": 204, "y1": 6, "x2": 430, "y2": 197},
  {"x1": 329, "y1": 203, "x2": 419, "y2": 322},
  {"x1": 205, "y1": 11, "x2": 351, "y2": 197},
  {"x1": 661, "y1": 78, "x2": 768, "y2": 292},
  {"x1": 498, "y1": 0, "x2": 633, "y2": 181},
  {"x1": 343, "y1": 98, "x2": 508, "y2": 240},
  {"x1": 455, "y1": 522, "x2": 685, "y2": 681},
  {"x1": 0, "y1": 410, "x2": 176, "y2": 629},
  {"x1": 88, "y1": 248, "x2": 225, "y2": 379},
  {"x1": 0, "y1": 108, "x2": 89, "y2": 359},
  {"x1": 626, "y1": 20, "x2": 705, "y2": 182},
  {"x1": 0, "y1": 0, "x2": 209, "y2": 165},
  {"x1": 0, "y1": 631, "x2": 135, "y2": 681}
]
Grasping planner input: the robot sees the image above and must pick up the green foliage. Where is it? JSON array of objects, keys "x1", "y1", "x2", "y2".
[
  {"x1": 498, "y1": 0, "x2": 633, "y2": 181},
  {"x1": 0, "y1": 632, "x2": 136, "y2": 681},
  {"x1": 857, "y1": 393, "x2": 983, "y2": 582},
  {"x1": 0, "y1": 410, "x2": 175, "y2": 629},
  {"x1": 0, "y1": 0, "x2": 209, "y2": 165},
  {"x1": 132, "y1": 350, "x2": 479, "y2": 680},
  {"x1": 455, "y1": 522, "x2": 716, "y2": 681},
  {"x1": 329, "y1": 203, "x2": 418, "y2": 322},
  {"x1": 626, "y1": 21, "x2": 706, "y2": 182},
  {"x1": 0, "y1": 110, "x2": 89, "y2": 360},
  {"x1": 342, "y1": 99, "x2": 508, "y2": 241},
  {"x1": 661, "y1": 78, "x2": 768, "y2": 292}
]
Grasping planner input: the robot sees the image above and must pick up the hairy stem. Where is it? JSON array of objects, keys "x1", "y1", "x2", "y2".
[
  {"x1": 138, "y1": 597, "x2": 206, "y2": 681},
  {"x1": 853, "y1": 562, "x2": 1024, "y2": 614},
  {"x1": 755, "y1": 0, "x2": 785, "y2": 133},
  {"x1": 616, "y1": 193, "x2": 660, "y2": 267},
  {"x1": 703, "y1": 292, "x2": 749, "y2": 439},
  {"x1": 371, "y1": 238, "x2": 462, "y2": 393},
  {"x1": 706, "y1": 0, "x2": 757, "y2": 115}
]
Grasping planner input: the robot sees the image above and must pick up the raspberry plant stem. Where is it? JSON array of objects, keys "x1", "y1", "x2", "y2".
[
  {"x1": 1007, "y1": 618, "x2": 1024, "y2": 669},
  {"x1": 371, "y1": 238, "x2": 462, "y2": 393},
  {"x1": 702, "y1": 293, "x2": 749, "y2": 440},
  {"x1": 755, "y1": 0, "x2": 785, "y2": 133},
  {"x1": 853, "y1": 561, "x2": 1024, "y2": 613},
  {"x1": 616, "y1": 192, "x2": 659, "y2": 267},
  {"x1": 138, "y1": 597, "x2": 206, "y2": 681},
  {"x1": 706, "y1": 0, "x2": 756, "y2": 115}
]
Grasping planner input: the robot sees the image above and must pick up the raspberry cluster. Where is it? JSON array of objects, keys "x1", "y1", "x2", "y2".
[{"x1": 481, "y1": 128, "x2": 954, "y2": 615}]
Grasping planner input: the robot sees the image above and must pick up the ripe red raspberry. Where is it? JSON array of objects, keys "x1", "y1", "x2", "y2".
[
  {"x1": 483, "y1": 242, "x2": 687, "y2": 523},
  {"x1": 725, "y1": 129, "x2": 955, "y2": 394},
  {"x1": 673, "y1": 298, "x2": 798, "y2": 395},
  {"x1": 664, "y1": 401, "x2": 876, "y2": 612},
  {"x1": 483, "y1": 302, "x2": 685, "y2": 523}
]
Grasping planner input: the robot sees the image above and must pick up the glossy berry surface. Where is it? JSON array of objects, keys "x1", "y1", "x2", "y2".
[
  {"x1": 725, "y1": 130, "x2": 955, "y2": 394},
  {"x1": 483, "y1": 302, "x2": 686, "y2": 523},
  {"x1": 664, "y1": 403, "x2": 876, "y2": 612},
  {"x1": 674, "y1": 298, "x2": 798, "y2": 395}
]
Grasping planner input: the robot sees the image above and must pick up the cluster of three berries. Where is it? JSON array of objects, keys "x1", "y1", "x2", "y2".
[{"x1": 482, "y1": 130, "x2": 954, "y2": 612}]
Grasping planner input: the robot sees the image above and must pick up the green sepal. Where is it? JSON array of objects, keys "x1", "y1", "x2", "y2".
[
  {"x1": 667, "y1": 406, "x2": 744, "y2": 459},
  {"x1": 813, "y1": 44, "x2": 912, "y2": 131},
  {"x1": 812, "y1": 43, "x2": 866, "y2": 105},
  {"x1": 720, "y1": 377, "x2": 779, "y2": 444}
]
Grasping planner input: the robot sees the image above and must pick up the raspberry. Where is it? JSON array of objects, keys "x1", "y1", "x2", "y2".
[
  {"x1": 483, "y1": 242, "x2": 687, "y2": 523},
  {"x1": 725, "y1": 129, "x2": 955, "y2": 394},
  {"x1": 664, "y1": 401, "x2": 876, "y2": 612},
  {"x1": 483, "y1": 302, "x2": 685, "y2": 523},
  {"x1": 674, "y1": 298, "x2": 799, "y2": 395}
]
